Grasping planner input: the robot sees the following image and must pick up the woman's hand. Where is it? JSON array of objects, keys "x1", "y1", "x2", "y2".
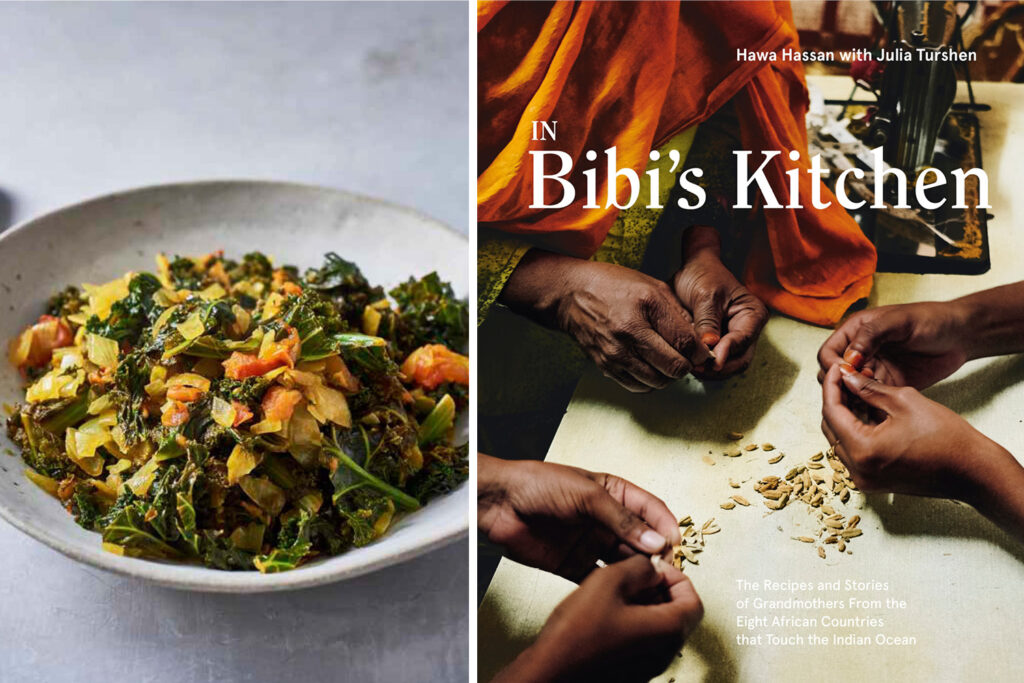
[
  {"x1": 821, "y1": 364, "x2": 1024, "y2": 540},
  {"x1": 820, "y1": 363, "x2": 989, "y2": 498},
  {"x1": 671, "y1": 226, "x2": 767, "y2": 379},
  {"x1": 500, "y1": 250, "x2": 710, "y2": 392},
  {"x1": 493, "y1": 555, "x2": 703, "y2": 683},
  {"x1": 478, "y1": 455, "x2": 681, "y2": 582},
  {"x1": 816, "y1": 302, "x2": 971, "y2": 389}
]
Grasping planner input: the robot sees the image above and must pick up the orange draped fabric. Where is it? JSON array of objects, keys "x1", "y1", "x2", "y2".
[{"x1": 477, "y1": 0, "x2": 876, "y2": 326}]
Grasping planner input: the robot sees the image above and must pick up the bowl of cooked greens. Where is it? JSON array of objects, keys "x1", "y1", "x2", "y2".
[{"x1": 0, "y1": 180, "x2": 469, "y2": 591}]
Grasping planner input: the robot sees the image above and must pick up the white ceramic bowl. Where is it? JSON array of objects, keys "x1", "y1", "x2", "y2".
[{"x1": 0, "y1": 180, "x2": 468, "y2": 592}]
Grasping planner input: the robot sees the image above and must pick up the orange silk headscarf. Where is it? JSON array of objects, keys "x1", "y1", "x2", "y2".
[{"x1": 478, "y1": 1, "x2": 876, "y2": 326}]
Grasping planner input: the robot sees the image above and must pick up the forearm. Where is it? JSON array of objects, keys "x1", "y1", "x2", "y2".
[
  {"x1": 961, "y1": 440, "x2": 1024, "y2": 544},
  {"x1": 492, "y1": 642, "x2": 562, "y2": 683},
  {"x1": 478, "y1": 453, "x2": 512, "y2": 537},
  {"x1": 953, "y1": 282, "x2": 1024, "y2": 360},
  {"x1": 497, "y1": 249, "x2": 582, "y2": 328}
]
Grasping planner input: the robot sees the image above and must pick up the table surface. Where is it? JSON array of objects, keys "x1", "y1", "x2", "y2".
[
  {"x1": 479, "y1": 76, "x2": 1024, "y2": 682},
  {"x1": 0, "y1": 3, "x2": 468, "y2": 682}
]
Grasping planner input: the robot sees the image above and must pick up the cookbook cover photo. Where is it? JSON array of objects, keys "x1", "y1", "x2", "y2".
[{"x1": 475, "y1": 2, "x2": 1024, "y2": 681}]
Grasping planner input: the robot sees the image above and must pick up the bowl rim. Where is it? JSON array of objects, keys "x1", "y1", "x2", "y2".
[{"x1": 0, "y1": 179, "x2": 469, "y2": 592}]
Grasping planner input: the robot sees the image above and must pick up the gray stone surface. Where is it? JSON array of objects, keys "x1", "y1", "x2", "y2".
[{"x1": 0, "y1": 2, "x2": 468, "y2": 681}]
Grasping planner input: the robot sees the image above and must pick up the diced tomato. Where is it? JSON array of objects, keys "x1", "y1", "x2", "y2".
[
  {"x1": 8, "y1": 315, "x2": 74, "y2": 370},
  {"x1": 232, "y1": 401, "x2": 254, "y2": 426},
  {"x1": 400, "y1": 344, "x2": 469, "y2": 390},
  {"x1": 261, "y1": 385, "x2": 303, "y2": 422},
  {"x1": 223, "y1": 326, "x2": 301, "y2": 380},
  {"x1": 161, "y1": 401, "x2": 190, "y2": 427},
  {"x1": 223, "y1": 352, "x2": 279, "y2": 380},
  {"x1": 166, "y1": 386, "x2": 205, "y2": 403},
  {"x1": 281, "y1": 282, "x2": 303, "y2": 297},
  {"x1": 222, "y1": 325, "x2": 302, "y2": 380}
]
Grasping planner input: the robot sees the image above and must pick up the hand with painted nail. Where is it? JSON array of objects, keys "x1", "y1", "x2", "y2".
[
  {"x1": 816, "y1": 302, "x2": 972, "y2": 389},
  {"x1": 500, "y1": 249, "x2": 711, "y2": 392},
  {"x1": 493, "y1": 554, "x2": 704, "y2": 683},
  {"x1": 671, "y1": 226, "x2": 768, "y2": 380},
  {"x1": 821, "y1": 364, "x2": 1024, "y2": 540},
  {"x1": 478, "y1": 454, "x2": 682, "y2": 582}
]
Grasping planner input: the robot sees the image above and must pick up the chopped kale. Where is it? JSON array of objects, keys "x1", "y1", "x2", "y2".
[
  {"x1": 102, "y1": 502, "x2": 183, "y2": 560},
  {"x1": 168, "y1": 256, "x2": 204, "y2": 290},
  {"x1": 6, "y1": 411, "x2": 72, "y2": 479},
  {"x1": 303, "y1": 252, "x2": 385, "y2": 322},
  {"x1": 46, "y1": 286, "x2": 84, "y2": 318},
  {"x1": 213, "y1": 376, "x2": 272, "y2": 408},
  {"x1": 85, "y1": 273, "x2": 162, "y2": 344},
  {"x1": 254, "y1": 531, "x2": 312, "y2": 572},
  {"x1": 202, "y1": 532, "x2": 256, "y2": 571},
  {"x1": 389, "y1": 272, "x2": 468, "y2": 354},
  {"x1": 71, "y1": 485, "x2": 105, "y2": 530},
  {"x1": 228, "y1": 252, "x2": 275, "y2": 284},
  {"x1": 110, "y1": 350, "x2": 151, "y2": 446},
  {"x1": 407, "y1": 444, "x2": 469, "y2": 503},
  {"x1": 7, "y1": 251, "x2": 467, "y2": 573}
]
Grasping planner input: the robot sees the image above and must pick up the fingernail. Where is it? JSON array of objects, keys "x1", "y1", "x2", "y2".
[
  {"x1": 843, "y1": 349, "x2": 864, "y2": 367},
  {"x1": 701, "y1": 332, "x2": 720, "y2": 347},
  {"x1": 838, "y1": 362, "x2": 856, "y2": 376},
  {"x1": 640, "y1": 530, "x2": 667, "y2": 553}
]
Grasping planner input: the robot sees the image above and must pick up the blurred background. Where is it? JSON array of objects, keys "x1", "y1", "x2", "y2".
[{"x1": 793, "y1": 0, "x2": 1024, "y2": 81}]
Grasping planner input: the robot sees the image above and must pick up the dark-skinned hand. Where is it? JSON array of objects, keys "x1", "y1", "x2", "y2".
[
  {"x1": 671, "y1": 226, "x2": 767, "y2": 379},
  {"x1": 500, "y1": 250, "x2": 711, "y2": 392},
  {"x1": 478, "y1": 455, "x2": 681, "y2": 582},
  {"x1": 493, "y1": 555, "x2": 704, "y2": 683},
  {"x1": 816, "y1": 302, "x2": 970, "y2": 389}
]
